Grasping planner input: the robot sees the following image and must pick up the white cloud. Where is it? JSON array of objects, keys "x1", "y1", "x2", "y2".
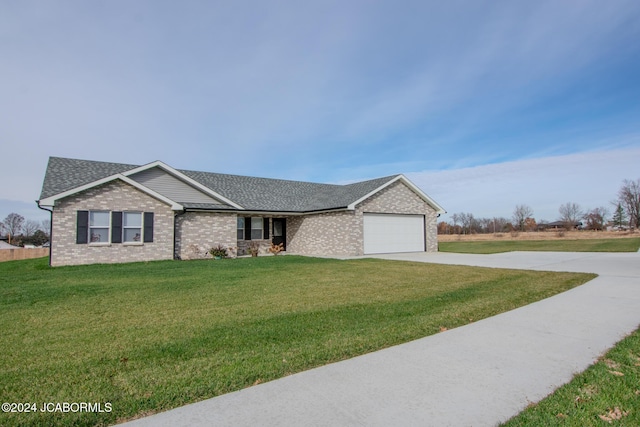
[
  {"x1": 1, "y1": 0, "x2": 639, "y2": 215},
  {"x1": 407, "y1": 147, "x2": 640, "y2": 222}
]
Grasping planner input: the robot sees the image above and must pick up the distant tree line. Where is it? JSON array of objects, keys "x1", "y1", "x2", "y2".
[
  {"x1": 1, "y1": 213, "x2": 50, "y2": 247},
  {"x1": 438, "y1": 178, "x2": 640, "y2": 234}
]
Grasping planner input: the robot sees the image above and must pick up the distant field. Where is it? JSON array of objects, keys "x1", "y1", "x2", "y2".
[
  {"x1": 439, "y1": 238, "x2": 640, "y2": 254},
  {"x1": 438, "y1": 230, "x2": 638, "y2": 242}
]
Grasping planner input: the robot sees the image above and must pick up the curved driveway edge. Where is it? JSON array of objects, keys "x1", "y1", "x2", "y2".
[{"x1": 120, "y1": 251, "x2": 640, "y2": 427}]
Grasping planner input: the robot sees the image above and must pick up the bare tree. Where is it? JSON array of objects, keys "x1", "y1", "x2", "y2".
[
  {"x1": 2, "y1": 213, "x2": 24, "y2": 237},
  {"x1": 618, "y1": 179, "x2": 640, "y2": 229},
  {"x1": 524, "y1": 217, "x2": 537, "y2": 232},
  {"x1": 41, "y1": 219, "x2": 51, "y2": 236},
  {"x1": 492, "y1": 217, "x2": 509, "y2": 233},
  {"x1": 513, "y1": 205, "x2": 534, "y2": 231},
  {"x1": 458, "y1": 212, "x2": 471, "y2": 234},
  {"x1": 584, "y1": 207, "x2": 608, "y2": 231},
  {"x1": 558, "y1": 203, "x2": 583, "y2": 229},
  {"x1": 23, "y1": 220, "x2": 40, "y2": 237},
  {"x1": 451, "y1": 213, "x2": 460, "y2": 234},
  {"x1": 478, "y1": 218, "x2": 492, "y2": 233}
]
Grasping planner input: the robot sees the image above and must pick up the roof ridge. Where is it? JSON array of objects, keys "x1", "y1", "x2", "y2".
[{"x1": 179, "y1": 168, "x2": 346, "y2": 188}]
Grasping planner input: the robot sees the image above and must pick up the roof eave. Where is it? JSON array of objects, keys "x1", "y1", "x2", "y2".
[
  {"x1": 347, "y1": 174, "x2": 446, "y2": 214},
  {"x1": 38, "y1": 174, "x2": 184, "y2": 211}
]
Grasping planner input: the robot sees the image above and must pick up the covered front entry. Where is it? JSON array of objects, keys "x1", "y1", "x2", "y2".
[
  {"x1": 363, "y1": 213, "x2": 425, "y2": 254},
  {"x1": 272, "y1": 218, "x2": 286, "y2": 250}
]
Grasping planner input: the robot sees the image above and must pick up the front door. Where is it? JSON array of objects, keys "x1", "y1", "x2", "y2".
[{"x1": 272, "y1": 218, "x2": 286, "y2": 251}]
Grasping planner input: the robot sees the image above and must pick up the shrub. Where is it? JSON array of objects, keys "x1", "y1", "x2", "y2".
[
  {"x1": 248, "y1": 241, "x2": 261, "y2": 257},
  {"x1": 209, "y1": 245, "x2": 228, "y2": 259},
  {"x1": 269, "y1": 242, "x2": 284, "y2": 255}
]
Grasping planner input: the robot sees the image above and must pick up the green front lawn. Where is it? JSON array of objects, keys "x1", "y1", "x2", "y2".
[
  {"x1": 502, "y1": 326, "x2": 640, "y2": 426},
  {"x1": 439, "y1": 238, "x2": 640, "y2": 254},
  {"x1": 0, "y1": 256, "x2": 594, "y2": 426}
]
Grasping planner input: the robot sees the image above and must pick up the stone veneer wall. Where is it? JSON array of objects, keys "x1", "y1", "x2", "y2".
[
  {"x1": 286, "y1": 180, "x2": 439, "y2": 256},
  {"x1": 51, "y1": 180, "x2": 174, "y2": 266},
  {"x1": 175, "y1": 212, "x2": 237, "y2": 259}
]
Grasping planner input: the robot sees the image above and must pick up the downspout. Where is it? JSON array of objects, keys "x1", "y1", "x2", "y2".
[
  {"x1": 36, "y1": 200, "x2": 54, "y2": 267},
  {"x1": 173, "y1": 210, "x2": 186, "y2": 260},
  {"x1": 436, "y1": 213, "x2": 441, "y2": 252}
]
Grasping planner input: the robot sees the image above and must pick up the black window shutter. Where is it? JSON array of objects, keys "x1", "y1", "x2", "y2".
[
  {"x1": 111, "y1": 212, "x2": 123, "y2": 243},
  {"x1": 244, "y1": 217, "x2": 252, "y2": 240},
  {"x1": 263, "y1": 218, "x2": 270, "y2": 239},
  {"x1": 144, "y1": 212, "x2": 154, "y2": 242},
  {"x1": 76, "y1": 211, "x2": 88, "y2": 244}
]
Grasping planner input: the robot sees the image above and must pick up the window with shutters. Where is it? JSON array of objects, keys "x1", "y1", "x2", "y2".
[
  {"x1": 89, "y1": 211, "x2": 110, "y2": 243},
  {"x1": 123, "y1": 212, "x2": 142, "y2": 243},
  {"x1": 237, "y1": 217, "x2": 245, "y2": 240},
  {"x1": 251, "y1": 217, "x2": 263, "y2": 240},
  {"x1": 77, "y1": 210, "x2": 154, "y2": 245},
  {"x1": 237, "y1": 217, "x2": 270, "y2": 241}
]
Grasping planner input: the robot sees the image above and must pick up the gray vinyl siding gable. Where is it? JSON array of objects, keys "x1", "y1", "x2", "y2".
[{"x1": 129, "y1": 167, "x2": 228, "y2": 205}]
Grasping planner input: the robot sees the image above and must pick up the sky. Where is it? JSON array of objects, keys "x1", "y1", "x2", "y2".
[{"x1": 1, "y1": 0, "x2": 639, "y2": 226}]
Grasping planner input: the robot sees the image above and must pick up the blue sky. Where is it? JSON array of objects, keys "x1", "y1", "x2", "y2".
[{"x1": 2, "y1": 0, "x2": 639, "y2": 225}]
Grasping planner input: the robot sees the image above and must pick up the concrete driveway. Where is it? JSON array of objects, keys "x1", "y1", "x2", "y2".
[{"x1": 121, "y1": 251, "x2": 640, "y2": 427}]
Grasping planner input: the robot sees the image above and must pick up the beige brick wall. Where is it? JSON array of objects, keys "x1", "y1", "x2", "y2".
[
  {"x1": 51, "y1": 180, "x2": 174, "y2": 266},
  {"x1": 287, "y1": 211, "x2": 360, "y2": 256},
  {"x1": 357, "y1": 180, "x2": 439, "y2": 252},
  {"x1": 286, "y1": 180, "x2": 439, "y2": 256},
  {"x1": 175, "y1": 212, "x2": 237, "y2": 259},
  {"x1": 50, "y1": 178, "x2": 440, "y2": 265},
  {"x1": 236, "y1": 215, "x2": 272, "y2": 256}
]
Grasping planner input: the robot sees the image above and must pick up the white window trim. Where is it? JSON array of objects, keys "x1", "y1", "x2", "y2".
[
  {"x1": 237, "y1": 217, "x2": 245, "y2": 240},
  {"x1": 251, "y1": 217, "x2": 263, "y2": 240},
  {"x1": 123, "y1": 211, "x2": 143, "y2": 244},
  {"x1": 89, "y1": 211, "x2": 111, "y2": 246}
]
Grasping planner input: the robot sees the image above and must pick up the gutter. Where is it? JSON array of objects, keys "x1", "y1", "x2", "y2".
[
  {"x1": 180, "y1": 206, "x2": 352, "y2": 216},
  {"x1": 36, "y1": 200, "x2": 53, "y2": 267}
]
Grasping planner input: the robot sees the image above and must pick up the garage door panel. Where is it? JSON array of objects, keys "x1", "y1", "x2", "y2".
[{"x1": 363, "y1": 214, "x2": 425, "y2": 254}]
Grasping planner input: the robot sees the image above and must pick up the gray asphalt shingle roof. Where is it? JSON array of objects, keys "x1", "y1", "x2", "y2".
[
  {"x1": 39, "y1": 157, "x2": 137, "y2": 201},
  {"x1": 39, "y1": 157, "x2": 400, "y2": 212}
]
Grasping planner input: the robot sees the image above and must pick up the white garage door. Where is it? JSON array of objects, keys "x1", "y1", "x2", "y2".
[{"x1": 363, "y1": 213, "x2": 425, "y2": 254}]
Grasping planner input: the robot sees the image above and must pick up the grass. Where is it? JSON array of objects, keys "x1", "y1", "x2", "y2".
[
  {"x1": 502, "y1": 326, "x2": 640, "y2": 426},
  {"x1": 0, "y1": 256, "x2": 594, "y2": 426},
  {"x1": 439, "y1": 238, "x2": 640, "y2": 254}
]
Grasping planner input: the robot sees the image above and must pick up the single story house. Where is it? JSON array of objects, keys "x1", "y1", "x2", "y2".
[
  {"x1": 38, "y1": 157, "x2": 446, "y2": 266},
  {"x1": 538, "y1": 221, "x2": 582, "y2": 231},
  {"x1": 0, "y1": 241, "x2": 19, "y2": 249}
]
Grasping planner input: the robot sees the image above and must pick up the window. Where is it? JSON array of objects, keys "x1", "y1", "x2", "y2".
[
  {"x1": 251, "y1": 217, "x2": 263, "y2": 240},
  {"x1": 77, "y1": 211, "x2": 154, "y2": 245},
  {"x1": 237, "y1": 217, "x2": 269, "y2": 241},
  {"x1": 237, "y1": 217, "x2": 245, "y2": 240},
  {"x1": 123, "y1": 212, "x2": 142, "y2": 242},
  {"x1": 89, "y1": 211, "x2": 110, "y2": 243}
]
